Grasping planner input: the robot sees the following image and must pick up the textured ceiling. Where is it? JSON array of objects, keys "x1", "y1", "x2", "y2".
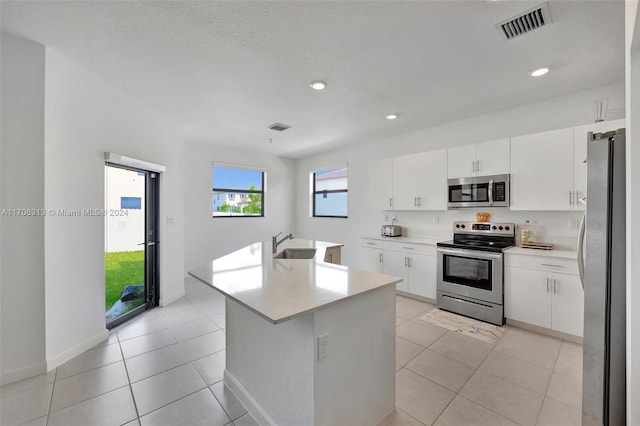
[{"x1": 1, "y1": 1, "x2": 625, "y2": 158}]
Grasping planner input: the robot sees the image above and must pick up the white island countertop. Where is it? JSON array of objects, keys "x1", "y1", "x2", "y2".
[{"x1": 188, "y1": 238, "x2": 402, "y2": 324}]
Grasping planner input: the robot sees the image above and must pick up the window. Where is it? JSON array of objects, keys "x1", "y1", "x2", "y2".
[
  {"x1": 212, "y1": 165, "x2": 264, "y2": 217},
  {"x1": 312, "y1": 165, "x2": 348, "y2": 218},
  {"x1": 121, "y1": 196, "x2": 142, "y2": 209}
]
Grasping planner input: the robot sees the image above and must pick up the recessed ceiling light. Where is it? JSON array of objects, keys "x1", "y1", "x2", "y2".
[
  {"x1": 385, "y1": 114, "x2": 398, "y2": 120},
  {"x1": 310, "y1": 80, "x2": 327, "y2": 90},
  {"x1": 529, "y1": 67, "x2": 550, "y2": 77}
]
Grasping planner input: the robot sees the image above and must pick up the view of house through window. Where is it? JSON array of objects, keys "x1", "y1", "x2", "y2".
[
  {"x1": 313, "y1": 165, "x2": 348, "y2": 217},
  {"x1": 212, "y1": 165, "x2": 264, "y2": 217}
]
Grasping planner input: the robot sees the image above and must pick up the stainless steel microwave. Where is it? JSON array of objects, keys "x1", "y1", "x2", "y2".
[{"x1": 447, "y1": 174, "x2": 510, "y2": 208}]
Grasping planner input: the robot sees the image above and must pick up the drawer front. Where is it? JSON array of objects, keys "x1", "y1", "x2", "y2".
[
  {"x1": 505, "y1": 254, "x2": 578, "y2": 275},
  {"x1": 361, "y1": 239, "x2": 383, "y2": 249},
  {"x1": 383, "y1": 241, "x2": 436, "y2": 256}
]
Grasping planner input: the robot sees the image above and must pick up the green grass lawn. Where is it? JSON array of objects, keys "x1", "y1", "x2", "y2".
[{"x1": 105, "y1": 250, "x2": 145, "y2": 310}]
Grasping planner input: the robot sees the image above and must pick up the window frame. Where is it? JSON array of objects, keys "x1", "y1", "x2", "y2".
[
  {"x1": 312, "y1": 165, "x2": 348, "y2": 218},
  {"x1": 212, "y1": 164, "x2": 265, "y2": 218}
]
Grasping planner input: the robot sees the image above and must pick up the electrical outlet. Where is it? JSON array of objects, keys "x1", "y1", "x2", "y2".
[
  {"x1": 569, "y1": 218, "x2": 578, "y2": 230},
  {"x1": 433, "y1": 216, "x2": 439, "y2": 224},
  {"x1": 318, "y1": 334, "x2": 329, "y2": 360}
]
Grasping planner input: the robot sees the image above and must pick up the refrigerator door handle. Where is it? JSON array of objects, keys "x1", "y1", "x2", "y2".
[{"x1": 577, "y1": 213, "x2": 586, "y2": 289}]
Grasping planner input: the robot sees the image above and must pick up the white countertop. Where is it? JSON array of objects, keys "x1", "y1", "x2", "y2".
[
  {"x1": 362, "y1": 235, "x2": 441, "y2": 246},
  {"x1": 188, "y1": 238, "x2": 402, "y2": 324},
  {"x1": 505, "y1": 246, "x2": 578, "y2": 260}
]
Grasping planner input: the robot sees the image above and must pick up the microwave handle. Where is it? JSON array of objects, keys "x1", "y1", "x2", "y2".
[{"x1": 488, "y1": 179, "x2": 494, "y2": 206}]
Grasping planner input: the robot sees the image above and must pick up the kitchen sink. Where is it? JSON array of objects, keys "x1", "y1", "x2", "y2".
[{"x1": 274, "y1": 248, "x2": 317, "y2": 259}]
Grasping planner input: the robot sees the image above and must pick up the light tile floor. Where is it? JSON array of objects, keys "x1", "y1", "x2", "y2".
[
  {"x1": 0, "y1": 281, "x2": 582, "y2": 426},
  {"x1": 385, "y1": 296, "x2": 583, "y2": 426}
]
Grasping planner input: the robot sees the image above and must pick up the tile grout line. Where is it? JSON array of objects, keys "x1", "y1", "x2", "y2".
[
  {"x1": 534, "y1": 339, "x2": 568, "y2": 425},
  {"x1": 426, "y1": 327, "x2": 499, "y2": 426},
  {"x1": 207, "y1": 381, "x2": 244, "y2": 423},
  {"x1": 135, "y1": 385, "x2": 211, "y2": 422},
  {"x1": 45, "y1": 367, "x2": 58, "y2": 426},
  {"x1": 118, "y1": 335, "x2": 143, "y2": 425}
]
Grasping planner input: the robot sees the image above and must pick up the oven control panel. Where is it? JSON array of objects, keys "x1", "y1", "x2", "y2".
[{"x1": 453, "y1": 221, "x2": 515, "y2": 236}]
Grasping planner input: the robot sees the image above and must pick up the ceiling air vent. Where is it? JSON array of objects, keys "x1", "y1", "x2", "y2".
[
  {"x1": 496, "y1": 2, "x2": 552, "y2": 41},
  {"x1": 268, "y1": 123, "x2": 291, "y2": 132}
]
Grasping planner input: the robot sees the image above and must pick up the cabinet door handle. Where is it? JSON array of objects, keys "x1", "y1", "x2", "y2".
[
  {"x1": 546, "y1": 277, "x2": 550, "y2": 293},
  {"x1": 553, "y1": 278, "x2": 558, "y2": 294},
  {"x1": 569, "y1": 190, "x2": 573, "y2": 206},
  {"x1": 402, "y1": 247, "x2": 414, "y2": 250},
  {"x1": 390, "y1": 197, "x2": 393, "y2": 208},
  {"x1": 379, "y1": 253, "x2": 383, "y2": 263},
  {"x1": 541, "y1": 263, "x2": 563, "y2": 268},
  {"x1": 407, "y1": 257, "x2": 412, "y2": 267},
  {"x1": 366, "y1": 242, "x2": 376, "y2": 245},
  {"x1": 476, "y1": 160, "x2": 480, "y2": 173},
  {"x1": 404, "y1": 257, "x2": 407, "y2": 267},
  {"x1": 418, "y1": 196, "x2": 421, "y2": 206}
]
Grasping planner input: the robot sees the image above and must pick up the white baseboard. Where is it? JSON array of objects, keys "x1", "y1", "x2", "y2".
[
  {"x1": 224, "y1": 369, "x2": 276, "y2": 426},
  {"x1": 1, "y1": 361, "x2": 47, "y2": 386},
  {"x1": 506, "y1": 318, "x2": 583, "y2": 344},
  {"x1": 160, "y1": 288, "x2": 185, "y2": 307},
  {"x1": 46, "y1": 328, "x2": 109, "y2": 371}
]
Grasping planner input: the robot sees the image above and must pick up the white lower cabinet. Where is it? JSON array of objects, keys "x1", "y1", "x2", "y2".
[
  {"x1": 360, "y1": 242, "x2": 383, "y2": 273},
  {"x1": 382, "y1": 249, "x2": 409, "y2": 292},
  {"x1": 406, "y1": 252, "x2": 436, "y2": 299},
  {"x1": 382, "y1": 242, "x2": 437, "y2": 299},
  {"x1": 505, "y1": 254, "x2": 584, "y2": 337},
  {"x1": 359, "y1": 238, "x2": 437, "y2": 298}
]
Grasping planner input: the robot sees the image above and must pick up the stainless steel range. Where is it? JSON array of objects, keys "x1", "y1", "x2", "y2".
[{"x1": 436, "y1": 221, "x2": 515, "y2": 326}]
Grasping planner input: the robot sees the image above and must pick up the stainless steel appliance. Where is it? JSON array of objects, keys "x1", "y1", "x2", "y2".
[
  {"x1": 381, "y1": 225, "x2": 402, "y2": 237},
  {"x1": 447, "y1": 174, "x2": 510, "y2": 208},
  {"x1": 579, "y1": 129, "x2": 626, "y2": 425},
  {"x1": 437, "y1": 221, "x2": 515, "y2": 325}
]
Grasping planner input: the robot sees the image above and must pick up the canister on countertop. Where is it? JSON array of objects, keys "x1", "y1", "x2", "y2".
[{"x1": 521, "y1": 220, "x2": 532, "y2": 244}]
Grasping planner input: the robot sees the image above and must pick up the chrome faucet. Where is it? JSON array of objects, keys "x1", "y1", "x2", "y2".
[{"x1": 272, "y1": 232, "x2": 293, "y2": 254}]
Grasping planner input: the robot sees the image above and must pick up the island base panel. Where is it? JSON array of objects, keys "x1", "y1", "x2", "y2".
[{"x1": 224, "y1": 285, "x2": 395, "y2": 425}]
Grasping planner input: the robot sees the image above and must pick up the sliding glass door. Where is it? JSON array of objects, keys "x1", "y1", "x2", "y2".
[{"x1": 105, "y1": 164, "x2": 159, "y2": 328}]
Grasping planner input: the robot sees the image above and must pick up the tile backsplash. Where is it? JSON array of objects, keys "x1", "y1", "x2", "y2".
[{"x1": 381, "y1": 208, "x2": 583, "y2": 250}]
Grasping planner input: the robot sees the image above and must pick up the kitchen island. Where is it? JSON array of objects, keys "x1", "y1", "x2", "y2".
[{"x1": 188, "y1": 238, "x2": 401, "y2": 426}]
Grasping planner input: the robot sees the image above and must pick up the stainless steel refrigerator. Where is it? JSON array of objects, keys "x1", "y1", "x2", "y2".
[{"x1": 578, "y1": 129, "x2": 626, "y2": 425}]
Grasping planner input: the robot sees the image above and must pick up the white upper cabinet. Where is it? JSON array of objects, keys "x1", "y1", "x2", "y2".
[
  {"x1": 417, "y1": 149, "x2": 448, "y2": 210},
  {"x1": 392, "y1": 150, "x2": 447, "y2": 211},
  {"x1": 510, "y1": 128, "x2": 574, "y2": 210},
  {"x1": 392, "y1": 154, "x2": 419, "y2": 210},
  {"x1": 372, "y1": 157, "x2": 394, "y2": 210},
  {"x1": 447, "y1": 144, "x2": 477, "y2": 178},
  {"x1": 511, "y1": 121, "x2": 625, "y2": 211},
  {"x1": 573, "y1": 118, "x2": 625, "y2": 211},
  {"x1": 447, "y1": 138, "x2": 510, "y2": 178}
]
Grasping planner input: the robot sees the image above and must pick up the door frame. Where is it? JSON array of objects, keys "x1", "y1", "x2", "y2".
[{"x1": 104, "y1": 162, "x2": 160, "y2": 329}]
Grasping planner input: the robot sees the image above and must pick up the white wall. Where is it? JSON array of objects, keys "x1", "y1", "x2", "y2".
[
  {"x1": 42, "y1": 47, "x2": 185, "y2": 369},
  {"x1": 626, "y1": 2, "x2": 639, "y2": 423},
  {"x1": 295, "y1": 82, "x2": 624, "y2": 267},
  {"x1": 184, "y1": 141, "x2": 295, "y2": 273},
  {"x1": 1, "y1": 35, "x2": 185, "y2": 382},
  {"x1": 0, "y1": 35, "x2": 47, "y2": 384}
]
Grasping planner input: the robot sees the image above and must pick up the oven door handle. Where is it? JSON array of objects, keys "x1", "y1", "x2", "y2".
[{"x1": 437, "y1": 247, "x2": 502, "y2": 261}]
